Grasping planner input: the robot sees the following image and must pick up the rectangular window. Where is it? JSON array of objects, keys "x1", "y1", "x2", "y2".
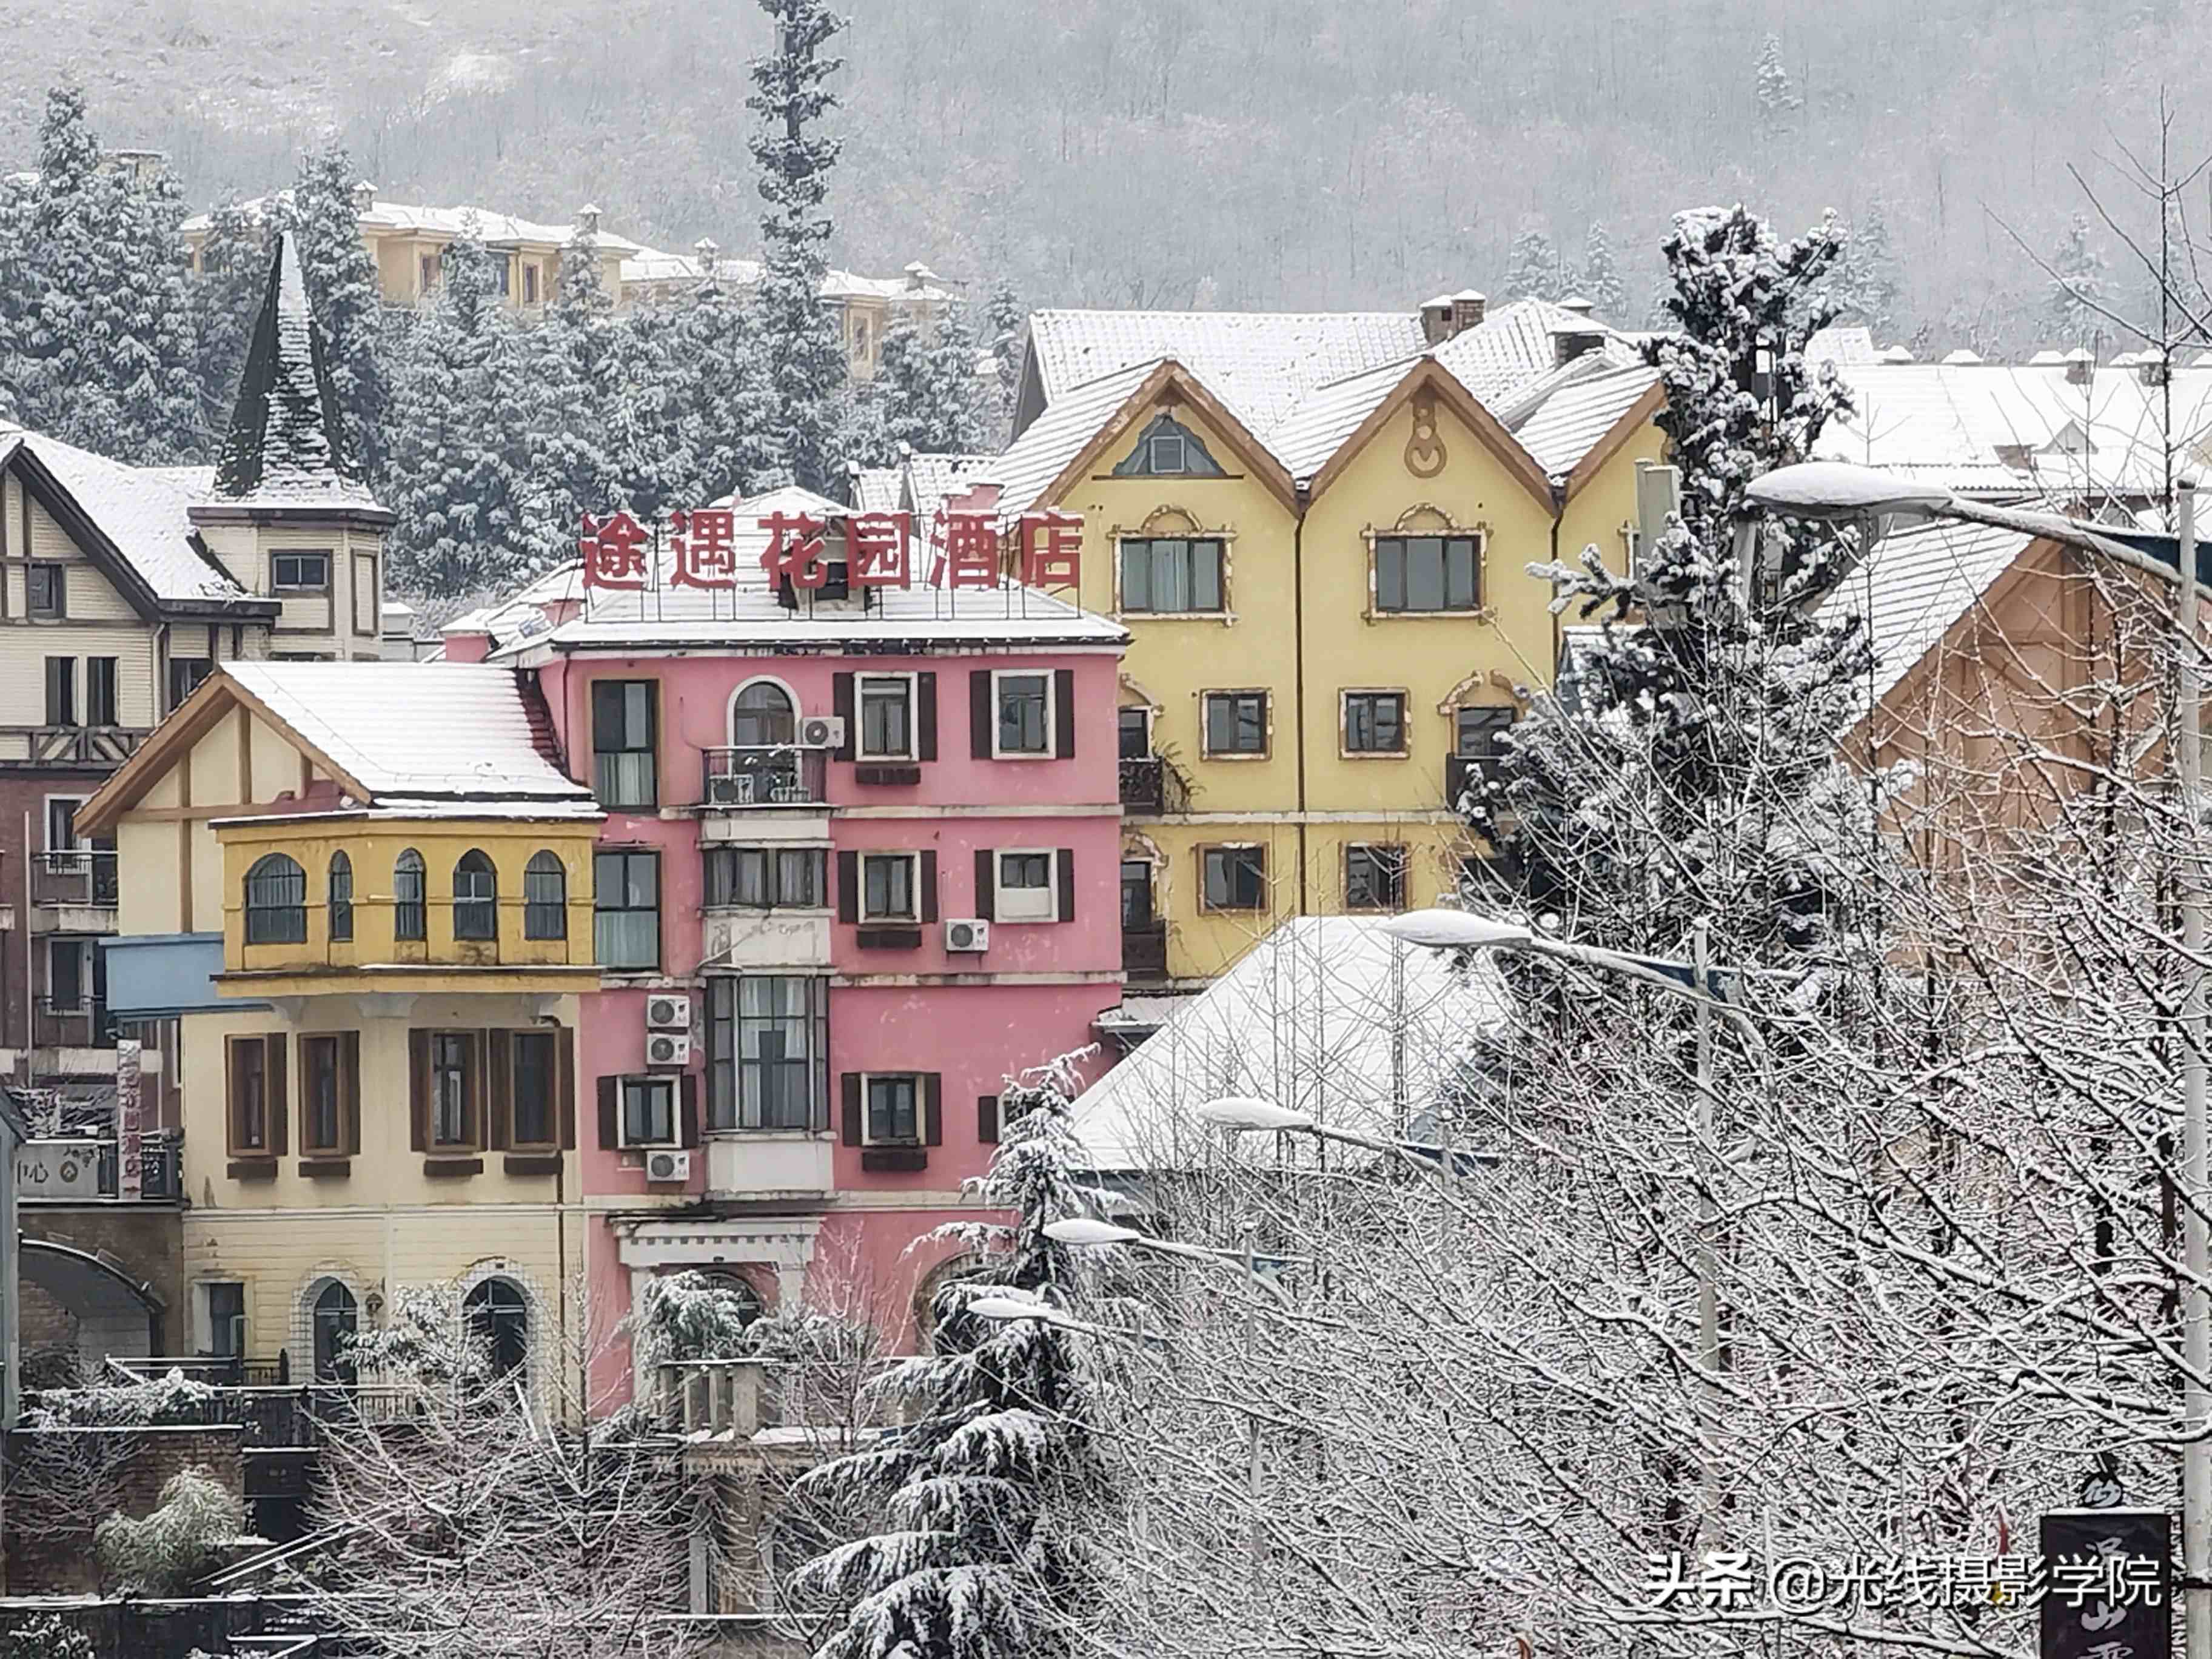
[
  {"x1": 861, "y1": 853, "x2": 917, "y2": 921},
  {"x1": 590, "y1": 680, "x2": 659, "y2": 809},
  {"x1": 523, "y1": 263, "x2": 540, "y2": 304},
  {"x1": 994, "y1": 850, "x2": 1057, "y2": 923},
  {"x1": 1345, "y1": 844, "x2": 1407, "y2": 912},
  {"x1": 47, "y1": 938, "x2": 84, "y2": 1010},
  {"x1": 1119, "y1": 538, "x2": 1225, "y2": 614},
  {"x1": 1375, "y1": 535, "x2": 1480, "y2": 613},
  {"x1": 994, "y1": 672, "x2": 1051, "y2": 756},
  {"x1": 1202, "y1": 691, "x2": 1269, "y2": 756},
  {"x1": 1118, "y1": 708, "x2": 1151, "y2": 760},
  {"x1": 705, "y1": 846, "x2": 827, "y2": 910},
  {"x1": 511, "y1": 1030, "x2": 558, "y2": 1148},
  {"x1": 419, "y1": 252, "x2": 440, "y2": 294},
  {"x1": 205, "y1": 1282, "x2": 246, "y2": 1359},
  {"x1": 429, "y1": 1031, "x2": 475, "y2": 1148},
  {"x1": 26, "y1": 565, "x2": 62, "y2": 619},
  {"x1": 45, "y1": 797, "x2": 79, "y2": 856},
  {"x1": 1344, "y1": 691, "x2": 1408, "y2": 754},
  {"x1": 85, "y1": 658, "x2": 117, "y2": 726},
  {"x1": 44, "y1": 657, "x2": 74, "y2": 726},
  {"x1": 865, "y1": 1074, "x2": 920, "y2": 1144},
  {"x1": 857, "y1": 674, "x2": 915, "y2": 760},
  {"x1": 1202, "y1": 845, "x2": 1267, "y2": 911},
  {"x1": 1455, "y1": 707, "x2": 1517, "y2": 777},
  {"x1": 168, "y1": 657, "x2": 213, "y2": 712},
  {"x1": 228, "y1": 1034, "x2": 270, "y2": 1153},
  {"x1": 594, "y1": 850, "x2": 660, "y2": 971},
  {"x1": 272, "y1": 551, "x2": 330, "y2": 591},
  {"x1": 493, "y1": 258, "x2": 512, "y2": 298},
  {"x1": 622, "y1": 1076, "x2": 677, "y2": 1148},
  {"x1": 300, "y1": 1032, "x2": 356, "y2": 1155},
  {"x1": 708, "y1": 975, "x2": 828, "y2": 1131},
  {"x1": 1121, "y1": 860, "x2": 1155, "y2": 930}
]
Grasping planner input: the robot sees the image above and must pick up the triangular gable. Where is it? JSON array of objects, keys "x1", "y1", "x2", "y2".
[
  {"x1": 78, "y1": 667, "x2": 374, "y2": 836},
  {"x1": 1304, "y1": 358, "x2": 1557, "y2": 509},
  {"x1": 1561, "y1": 377, "x2": 1669, "y2": 501},
  {"x1": 4, "y1": 442, "x2": 163, "y2": 622},
  {"x1": 1029, "y1": 361, "x2": 1299, "y2": 516}
]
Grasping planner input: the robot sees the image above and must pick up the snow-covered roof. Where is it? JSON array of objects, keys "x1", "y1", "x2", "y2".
[
  {"x1": 1429, "y1": 298, "x2": 1643, "y2": 410},
  {"x1": 619, "y1": 248, "x2": 950, "y2": 304},
  {"x1": 1805, "y1": 324, "x2": 1879, "y2": 366},
  {"x1": 184, "y1": 196, "x2": 646, "y2": 256},
  {"x1": 1068, "y1": 916, "x2": 1508, "y2": 1173},
  {"x1": 1507, "y1": 363, "x2": 1662, "y2": 477},
  {"x1": 1026, "y1": 309, "x2": 1427, "y2": 432},
  {"x1": 1261, "y1": 356, "x2": 1414, "y2": 482},
  {"x1": 222, "y1": 662, "x2": 593, "y2": 806},
  {"x1": 850, "y1": 466, "x2": 903, "y2": 515},
  {"x1": 903, "y1": 452, "x2": 999, "y2": 525},
  {"x1": 1817, "y1": 518, "x2": 2039, "y2": 714},
  {"x1": 989, "y1": 361, "x2": 1164, "y2": 520}
]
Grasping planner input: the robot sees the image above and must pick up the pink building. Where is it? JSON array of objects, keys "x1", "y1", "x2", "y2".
[{"x1": 444, "y1": 487, "x2": 1126, "y2": 1391}]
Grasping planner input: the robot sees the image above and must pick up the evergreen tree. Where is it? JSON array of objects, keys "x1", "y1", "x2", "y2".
[
  {"x1": 665, "y1": 275, "x2": 781, "y2": 501},
  {"x1": 383, "y1": 223, "x2": 531, "y2": 598},
  {"x1": 272, "y1": 145, "x2": 392, "y2": 482},
  {"x1": 2049, "y1": 210, "x2": 2109, "y2": 344},
  {"x1": 1834, "y1": 195, "x2": 1902, "y2": 333},
  {"x1": 1503, "y1": 224, "x2": 1565, "y2": 303},
  {"x1": 985, "y1": 278, "x2": 1026, "y2": 440},
  {"x1": 1578, "y1": 221, "x2": 1628, "y2": 320},
  {"x1": 1475, "y1": 205, "x2": 1873, "y2": 963},
  {"x1": 793, "y1": 1054, "x2": 1109, "y2": 1659},
  {"x1": 881, "y1": 300, "x2": 989, "y2": 455},
  {"x1": 518, "y1": 224, "x2": 621, "y2": 569},
  {"x1": 187, "y1": 192, "x2": 270, "y2": 435},
  {"x1": 1754, "y1": 34, "x2": 1802, "y2": 136},
  {"x1": 749, "y1": 0, "x2": 850, "y2": 492}
]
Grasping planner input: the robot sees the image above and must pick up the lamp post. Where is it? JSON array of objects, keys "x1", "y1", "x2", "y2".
[{"x1": 1750, "y1": 457, "x2": 2205, "y2": 1659}]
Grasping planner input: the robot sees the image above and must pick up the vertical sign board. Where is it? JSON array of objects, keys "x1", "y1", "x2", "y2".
[
  {"x1": 115, "y1": 1037, "x2": 141, "y2": 1202},
  {"x1": 2040, "y1": 1509, "x2": 2171, "y2": 1659}
]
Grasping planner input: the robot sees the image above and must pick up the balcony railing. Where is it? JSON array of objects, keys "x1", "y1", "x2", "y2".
[
  {"x1": 1118, "y1": 756, "x2": 1188, "y2": 815},
  {"x1": 36, "y1": 996, "x2": 118, "y2": 1046},
  {"x1": 1122, "y1": 923, "x2": 1168, "y2": 980},
  {"x1": 655, "y1": 1356, "x2": 922, "y2": 1441},
  {"x1": 33, "y1": 847, "x2": 119, "y2": 908},
  {"x1": 702, "y1": 746, "x2": 830, "y2": 809},
  {"x1": 0, "y1": 725, "x2": 147, "y2": 768}
]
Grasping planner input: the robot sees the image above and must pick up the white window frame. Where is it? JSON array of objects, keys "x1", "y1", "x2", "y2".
[
  {"x1": 994, "y1": 848, "x2": 1059, "y2": 923},
  {"x1": 856, "y1": 672, "x2": 919, "y2": 761},
  {"x1": 990, "y1": 669, "x2": 1056, "y2": 760},
  {"x1": 42, "y1": 794, "x2": 84, "y2": 857},
  {"x1": 859, "y1": 851, "x2": 922, "y2": 923},
  {"x1": 618, "y1": 1074, "x2": 680, "y2": 1150},
  {"x1": 1199, "y1": 843, "x2": 1269, "y2": 913},
  {"x1": 860, "y1": 1071, "x2": 922, "y2": 1145}
]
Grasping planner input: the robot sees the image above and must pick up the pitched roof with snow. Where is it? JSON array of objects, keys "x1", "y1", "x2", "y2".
[
  {"x1": 988, "y1": 361, "x2": 1162, "y2": 519},
  {"x1": 1506, "y1": 362, "x2": 1662, "y2": 477},
  {"x1": 1069, "y1": 916, "x2": 1508, "y2": 1172},
  {"x1": 1429, "y1": 298, "x2": 1643, "y2": 409},
  {"x1": 1816, "y1": 518, "x2": 2038, "y2": 716},
  {"x1": 184, "y1": 196, "x2": 647, "y2": 256},
  {"x1": 851, "y1": 466, "x2": 903, "y2": 514}
]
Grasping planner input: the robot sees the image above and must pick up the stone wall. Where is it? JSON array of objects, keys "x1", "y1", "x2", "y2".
[
  {"x1": 3, "y1": 1422, "x2": 244, "y2": 1595},
  {"x1": 21, "y1": 1201, "x2": 186, "y2": 1361}
]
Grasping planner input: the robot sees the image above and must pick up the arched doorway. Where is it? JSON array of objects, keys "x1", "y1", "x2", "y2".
[
  {"x1": 309, "y1": 1279, "x2": 358, "y2": 1384},
  {"x1": 464, "y1": 1277, "x2": 530, "y2": 1378}
]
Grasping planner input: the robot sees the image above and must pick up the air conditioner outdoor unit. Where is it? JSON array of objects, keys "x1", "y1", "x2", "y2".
[
  {"x1": 800, "y1": 715, "x2": 845, "y2": 749},
  {"x1": 708, "y1": 773, "x2": 756, "y2": 805},
  {"x1": 944, "y1": 918, "x2": 991, "y2": 953},
  {"x1": 645, "y1": 1148, "x2": 692, "y2": 1183},
  {"x1": 645, "y1": 1031, "x2": 692, "y2": 1068},
  {"x1": 645, "y1": 994, "x2": 691, "y2": 1031}
]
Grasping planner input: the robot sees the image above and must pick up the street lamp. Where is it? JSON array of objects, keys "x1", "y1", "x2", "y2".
[
  {"x1": 1193, "y1": 1095, "x2": 1498, "y2": 1177},
  {"x1": 1752, "y1": 456, "x2": 2207, "y2": 1659}
]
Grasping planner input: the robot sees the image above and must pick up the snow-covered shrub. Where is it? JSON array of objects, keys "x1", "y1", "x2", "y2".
[{"x1": 93, "y1": 1465, "x2": 244, "y2": 1596}]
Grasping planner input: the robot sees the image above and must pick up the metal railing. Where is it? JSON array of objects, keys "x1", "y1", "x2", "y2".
[
  {"x1": 33, "y1": 846, "x2": 119, "y2": 907},
  {"x1": 99, "y1": 1131, "x2": 183, "y2": 1201},
  {"x1": 655, "y1": 1356, "x2": 922, "y2": 1441},
  {"x1": 36, "y1": 996, "x2": 118, "y2": 1045},
  {"x1": 702, "y1": 745, "x2": 830, "y2": 809},
  {"x1": 1122, "y1": 923, "x2": 1169, "y2": 979}
]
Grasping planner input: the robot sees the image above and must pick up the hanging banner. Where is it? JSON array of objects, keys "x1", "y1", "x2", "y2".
[{"x1": 2039, "y1": 1509, "x2": 2170, "y2": 1659}]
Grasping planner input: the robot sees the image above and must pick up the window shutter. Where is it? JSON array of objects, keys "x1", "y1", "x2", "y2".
[
  {"x1": 840, "y1": 1073, "x2": 862, "y2": 1145},
  {"x1": 409, "y1": 1030, "x2": 429, "y2": 1151},
  {"x1": 486, "y1": 1030, "x2": 512, "y2": 1151},
  {"x1": 979, "y1": 1094, "x2": 1000, "y2": 1144},
  {"x1": 920, "y1": 852, "x2": 939, "y2": 924},
  {"x1": 970, "y1": 671, "x2": 992, "y2": 759},
  {"x1": 1057, "y1": 848, "x2": 1076, "y2": 922},
  {"x1": 974, "y1": 850, "x2": 995, "y2": 921},
  {"x1": 923, "y1": 1074, "x2": 943, "y2": 1146},
  {"x1": 917, "y1": 672, "x2": 938, "y2": 761},
  {"x1": 1053, "y1": 669, "x2": 1076, "y2": 758},
  {"x1": 597, "y1": 1075, "x2": 619, "y2": 1150},
  {"x1": 266, "y1": 1034, "x2": 289, "y2": 1158},
  {"x1": 831, "y1": 674, "x2": 855, "y2": 760},
  {"x1": 679, "y1": 1073, "x2": 701, "y2": 1148},
  {"x1": 836, "y1": 851, "x2": 859, "y2": 924},
  {"x1": 558, "y1": 1033, "x2": 578, "y2": 1149},
  {"x1": 341, "y1": 1030, "x2": 361, "y2": 1156}
]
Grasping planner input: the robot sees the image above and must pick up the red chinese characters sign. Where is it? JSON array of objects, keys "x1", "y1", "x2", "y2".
[{"x1": 578, "y1": 509, "x2": 1084, "y2": 592}]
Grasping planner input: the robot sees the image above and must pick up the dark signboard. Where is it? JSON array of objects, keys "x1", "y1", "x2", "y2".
[{"x1": 2040, "y1": 1509, "x2": 2171, "y2": 1659}]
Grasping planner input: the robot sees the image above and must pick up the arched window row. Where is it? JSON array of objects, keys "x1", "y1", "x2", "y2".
[{"x1": 244, "y1": 848, "x2": 572, "y2": 946}]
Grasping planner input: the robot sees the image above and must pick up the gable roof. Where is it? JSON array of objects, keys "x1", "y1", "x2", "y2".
[
  {"x1": 1430, "y1": 298, "x2": 1644, "y2": 409},
  {"x1": 1301, "y1": 356, "x2": 1557, "y2": 508},
  {"x1": 1508, "y1": 363, "x2": 1666, "y2": 483}
]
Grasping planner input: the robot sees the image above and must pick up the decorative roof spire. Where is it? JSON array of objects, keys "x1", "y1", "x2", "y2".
[{"x1": 211, "y1": 232, "x2": 377, "y2": 509}]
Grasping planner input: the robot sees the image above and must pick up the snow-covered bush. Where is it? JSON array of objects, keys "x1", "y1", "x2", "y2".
[{"x1": 93, "y1": 1466, "x2": 244, "y2": 1596}]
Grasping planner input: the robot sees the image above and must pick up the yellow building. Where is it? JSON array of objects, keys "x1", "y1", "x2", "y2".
[
  {"x1": 988, "y1": 295, "x2": 1667, "y2": 1001},
  {"x1": 78, "y1": 662, "x2": 603, "y2": 1384}
]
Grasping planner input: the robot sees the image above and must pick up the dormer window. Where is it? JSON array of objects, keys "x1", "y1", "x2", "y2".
[{"x1": 1113, "y1": 414, "x2": 1227, "y2": 478}]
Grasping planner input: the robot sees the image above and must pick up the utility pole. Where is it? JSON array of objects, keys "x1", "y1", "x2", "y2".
[
  {"x1": 1694, "y1": 916, "x2": 1721, "y2": 1539},
  {"x1": 2180, "y1": 483, "x2": 2207, "y2": 1659}
]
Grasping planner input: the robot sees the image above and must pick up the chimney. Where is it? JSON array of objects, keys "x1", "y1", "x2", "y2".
[
  {"x1": 1553, "y1": 323, "x2": 1608, "y2": 367},
  {"x1": 577, "y1": 203, "x2": 603, "y2": 238},
  {"x1": 2139, "y1": 352, "x2": 2171, "y2": 387},
  {"x1": 352, "y1": 179, "x2": 377, "y2": 218},
  {"x1": 1558, "y1": 293, "x2": 1595, "y2": 318},
  {"x1": 1419, "y1": 289, "x2": 1486, "y2": 346},
  {"x1": 2064, "y1": 346, "x2": 2095, "y2": 386},
  {"x1": 903, "y1": 261, "x2": 939, "y2": 293}
]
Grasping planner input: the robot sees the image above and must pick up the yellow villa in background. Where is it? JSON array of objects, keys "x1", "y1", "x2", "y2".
[
  {"x1": 985, "y1": 293, "x2": 1669, "y2": 1008},
  {"x1": 78, "y1": 662, "x2": 602, "y2": 1384}
]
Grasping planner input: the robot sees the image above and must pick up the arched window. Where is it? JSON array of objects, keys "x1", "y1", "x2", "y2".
[
  {"x1": 523, "y1": 851, "x2": 567, "y2": 940},
  {"x1": 464, "y1": 1277, "x2": 530, "y2": 1379},
  {"x1": 730, "y1": 681, "x2": 796, "y2": 748},
  {"x1": 454, "y1": 850, "x2": 497, "y2": 941},
  {"x1": 394, "y1": 850, "x2": 426, "y2": 941},
  {"x1": 244, "y1": 853, "x2": 307, "y2": 944},
  {"x1": 327, "y1": 851, "x2": 354, "y2": 942},
  {"x1": 310, "y1": 1279, "x2": 358, "y2": 1385}
]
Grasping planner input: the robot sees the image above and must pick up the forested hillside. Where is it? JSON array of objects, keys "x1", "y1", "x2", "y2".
[{"x1": 0, "y1": 0, "x2": 2197, "y2": 350}]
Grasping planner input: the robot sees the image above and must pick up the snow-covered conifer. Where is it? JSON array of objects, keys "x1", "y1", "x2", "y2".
[
  {"x1": 1578, "y1": 220, "x2": 1629, "y2": 320},
  {"x1": 187, "y1": 192, "x2": 270, "y2": 436},
  {"x1": 1754, "y1": 33, "x2": 1801, "y2": 135},
  {"x1": 2048, "y1": 209, "x2": 2109, "y2": 344},
  {"x1": 985, "y1": 278, "x2": 1026, "y2": 441},
  {"x1": 1503, "y1": 224, "x2": 1565, "y2": 303},
  {"x1": 880, "y1": 300, "x2": 988, "y2": 457}
]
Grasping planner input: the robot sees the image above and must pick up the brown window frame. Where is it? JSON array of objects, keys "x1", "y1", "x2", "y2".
[
  {"x1": 426, "y1": 1030, "x2": 483, "y2": 1152},
  {"x1": 508, "y1": 1028, "x2": 562, "y2": 1151},
  {"x1": 1344, "y1": 843, "x2": 1408, "y2": 913},
  {"x1": 299, "y1": 1031, "x2": 361, "y2": 1157},
  {"x1": 226, "y1": 1033, "x2": 288, "y2": 1157},
  {"x1": 1199, "y1": 843, "x2": 1269, "y2": 913}
]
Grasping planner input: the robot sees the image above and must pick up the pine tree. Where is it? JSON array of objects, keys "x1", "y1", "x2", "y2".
[
  {"x1": 1834, "y1": 196, "x2": 1903, "y2": 333},
  {"x1": 665, "y1": 276, "x2": 781, "y2": 502},
  {"x1": 1503, "y1": 224, "x2": 1565, "y2": 303},
  {"x1": 985, "y1": 278, "x2": 1026, "y2": 440},
  {"x1": 187, "y1": 192, "x2": 270, "y2": 437},
  {"x1": 272, "y1": 145, "x2": 392, "y2": 482},
  {"x1": 793, "y1": 1053, "x2": 1109, "y2": 1659},
  {"x1": 383, "y1": 222, "x2": 532, "y2": 598},
  {"x1": 1754, "y1": 34, "x2": 1802, "y2": 136},
  {"x1": 749, "y1": 0, "x2": 850, "y2": 493},
  {"x1": 518, "y1": 224, "x2": 621, "y2": 569},
  {"x1": 881, "y1": 300, "x2": 989, "y2": 456},
  {"x1": 2049, "y1": 210, "x2": 2109, "y2": 344},
  {"x1": 1579, "y1": 221, "x2": 1628, "y2": 320}
]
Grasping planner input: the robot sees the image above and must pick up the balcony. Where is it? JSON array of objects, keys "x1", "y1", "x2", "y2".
[
  {"x1": 1122, "y1": 923, "x2": 1168, "y2": 980},
  {"x1": 15, "y1": 1131, "x2": 182, "y2": 1203},
  {"x1": 1118, "y1": 756, "x2": 1189, "y2": 816},
  {"x1": 1444, "y1": 756, "x2": 1502, "y2": 813},
  {"x1": 36, "y1": 996, "x2": 118, "y2": 1052},
  {"x1": 0, "y1": 725, "x2": 147, "y2": 769},
  {"x1": 706, "y1": 1132, "x2": 834, "y2": 1199},
  {"x1": 31, "y1": 848, "x2": 119, "y2": 932},
  {"x1": 702, "y1": 908, "x2": 833, "y2": 970},
  {"x1": 702, "y1": 746, "x2": 829, "y2": 811}
]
